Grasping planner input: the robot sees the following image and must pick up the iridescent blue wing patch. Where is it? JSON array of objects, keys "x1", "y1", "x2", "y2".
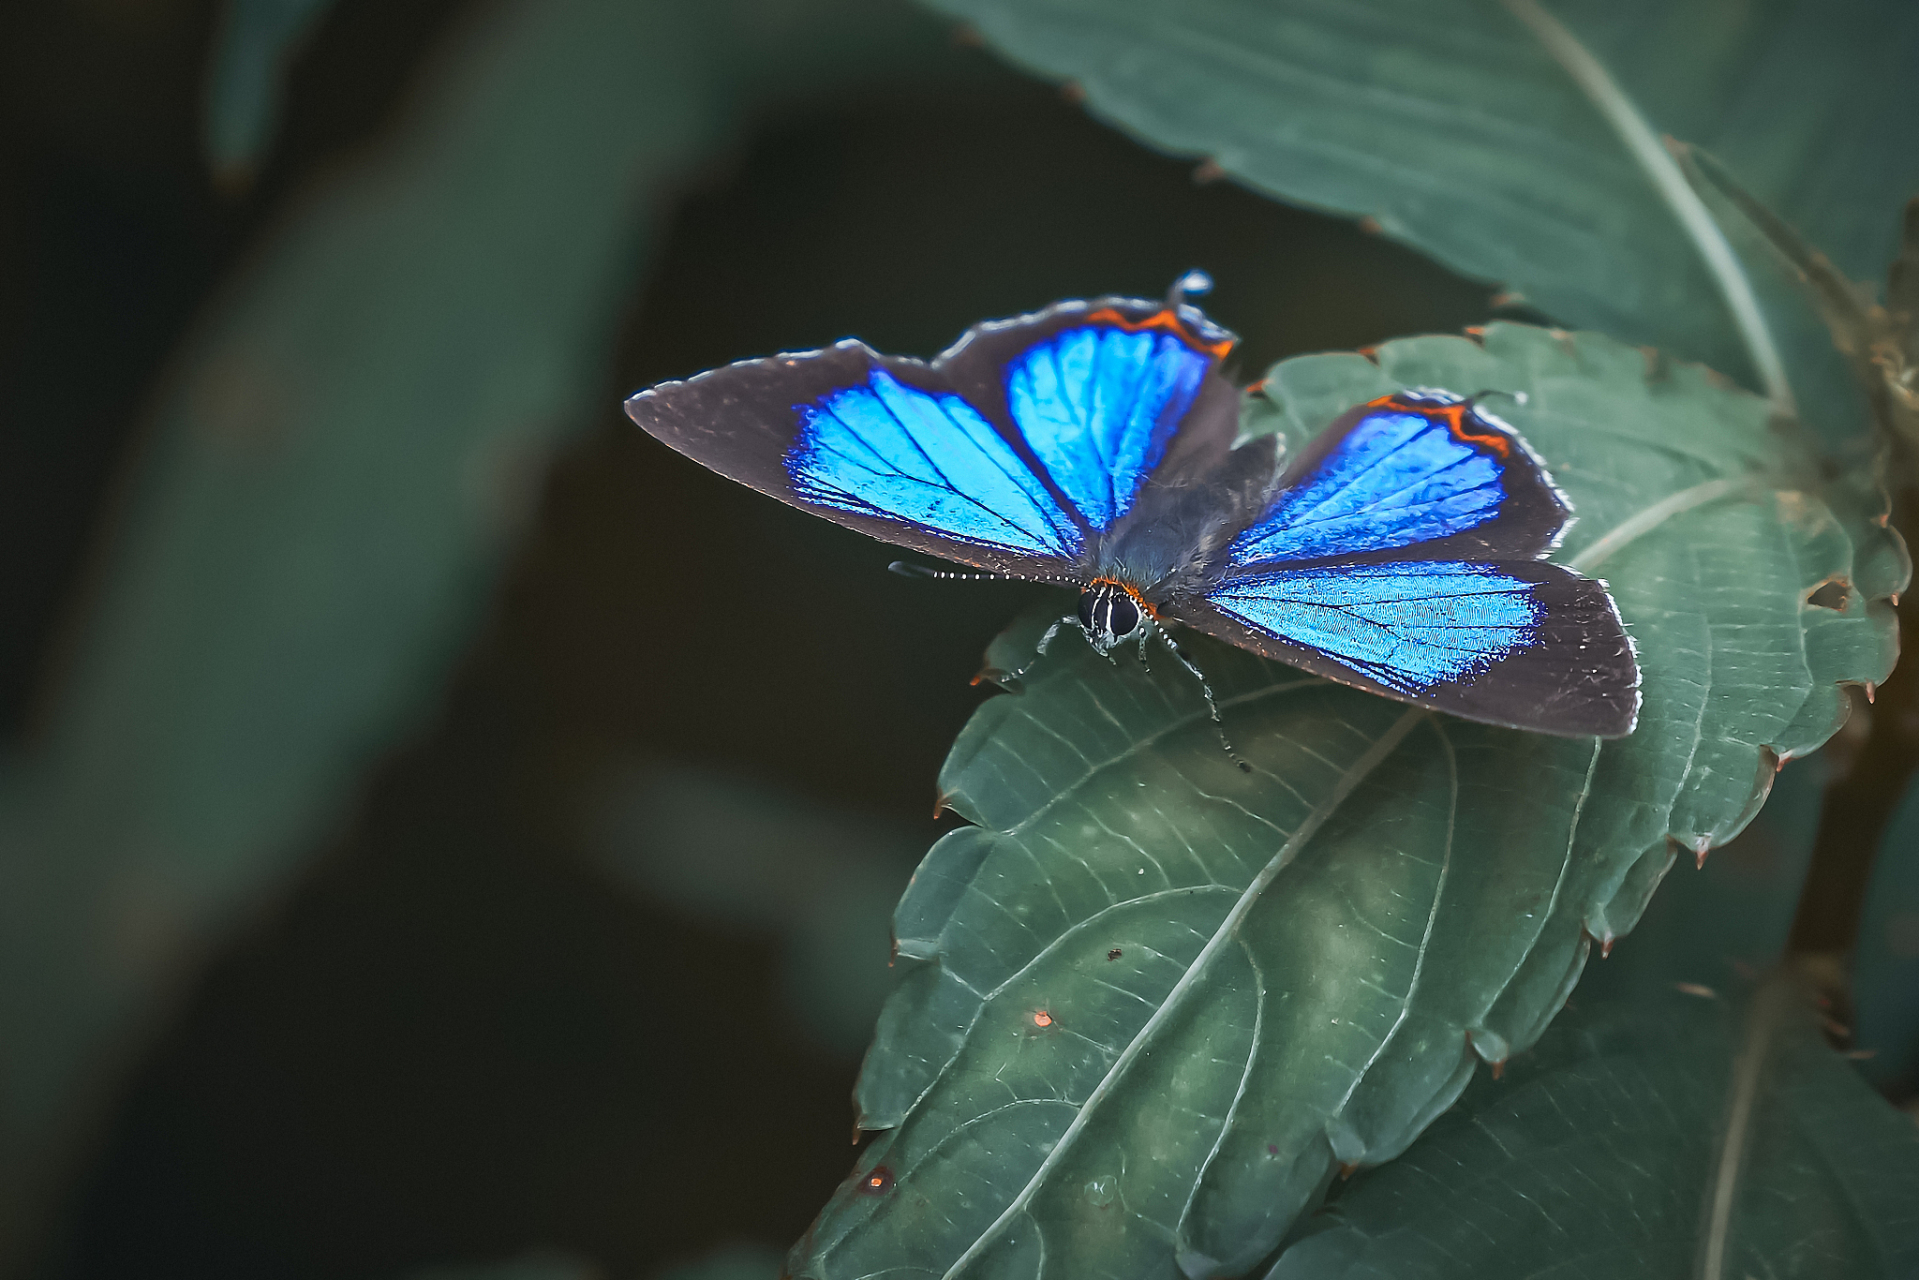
[
  {"x1": 1183, "y1": 559, "x2": 1638, "y2": 736},
  {"x1": 1227, "y1": 391, "x2": 1568, "y2": 568},
  {"x1": 1206, "y1": 561, "x2": 1543, "y2": 695},
  {"x1": 789, "y1": 369, "x2": 1081, "y2": 559},
  {"x1": 1003, "y1": 314, "x2": 1221, "y2": 532}
]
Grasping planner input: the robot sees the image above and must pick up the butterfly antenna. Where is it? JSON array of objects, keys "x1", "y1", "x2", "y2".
[
  {"x1": 888, "y1": 561, "x2": 1077, "y2": 585},
  {"x1": 1153, "y1": 623, "x2": 1252, "y2": 773}
]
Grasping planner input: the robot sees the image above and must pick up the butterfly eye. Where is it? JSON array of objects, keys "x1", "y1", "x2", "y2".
[
  {"x1": 1079, "y1": 586, "x2": 1143, "y2": 643},
  {"x1": 1077, "y1": 589, "x2": 1101, "y2": 633}
]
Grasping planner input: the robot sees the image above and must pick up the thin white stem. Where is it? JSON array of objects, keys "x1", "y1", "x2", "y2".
[
  {"x1": 1568, "y1": 476, "x2": 1752, "y2": 572},
  {"x1": 1502, "y1": 0, "x2": 1796, "y2": 416}
]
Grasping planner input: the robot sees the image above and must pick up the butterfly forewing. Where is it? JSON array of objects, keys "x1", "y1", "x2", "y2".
[
  {"x1": 625, "y1": 298, "x2": 1239, "y2": 576},
  {"x1": 1227, "y1": 393, "x2": 1568, "y2": 567}
]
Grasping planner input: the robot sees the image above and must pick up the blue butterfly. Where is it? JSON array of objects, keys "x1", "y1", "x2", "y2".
[{"x1": 625, "y1": 276, "x2": 1640, "y2": 739}]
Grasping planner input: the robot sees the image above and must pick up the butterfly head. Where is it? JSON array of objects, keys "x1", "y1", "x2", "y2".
[{"x1": 1078, "y1": 579, "x2": 1152, "y2": 653}]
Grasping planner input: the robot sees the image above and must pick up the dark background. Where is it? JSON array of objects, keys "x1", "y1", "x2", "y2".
[{"x1": 1, "y1": 1, "x2": 1513, "y2": 1275}]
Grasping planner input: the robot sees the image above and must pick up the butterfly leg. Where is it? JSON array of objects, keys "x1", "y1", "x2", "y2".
[
  {"x1": 1153, "y1": 624, "x2": 1251, "y2": 773},
  {"x1": 1004, "y1": 615, "x2": 1078, "y2": 686}
]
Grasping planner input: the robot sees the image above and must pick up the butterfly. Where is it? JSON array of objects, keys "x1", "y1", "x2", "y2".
[{"x1": 625, "y1": 274, "x2": 1640, "y2": 740}]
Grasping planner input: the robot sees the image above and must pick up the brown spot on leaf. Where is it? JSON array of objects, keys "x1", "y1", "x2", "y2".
[{"x1": 1808, "y1": 578, "x2": 1852, "y2": 610}]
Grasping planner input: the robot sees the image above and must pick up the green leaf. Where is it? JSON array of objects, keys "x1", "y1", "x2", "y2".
[
  {"x1": 919, "y1": 0, "x2": 1919, "y2": 435},
  {"x1": 1576, "y1": 751, "x2": 1828, "y2": 1004},
  {"x1": 587, "y1": 764, "x2": 918, "y2": 1057},
  {"x1": 790, "y1": 322, "x2": 1904, "y2": 1279},
  {"x1": 1269, "y1": 978, "x2": 1919, "y2": 1279},
  {"x1": 655, "y1": 1245, "x2": 785, "y2": 1280}
]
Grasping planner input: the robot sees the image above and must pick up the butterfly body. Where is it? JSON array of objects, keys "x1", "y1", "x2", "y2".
[{"x1": 627, "y1": 283, "x2": 1640, "y2": 738}]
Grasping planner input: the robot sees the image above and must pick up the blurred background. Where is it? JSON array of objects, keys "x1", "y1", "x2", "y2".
[{"x1": 1, "y1": 0, "x2": 1901, "y2": 1277}]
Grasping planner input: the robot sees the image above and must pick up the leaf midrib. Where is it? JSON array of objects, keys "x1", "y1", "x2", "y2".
[{"x1": 938, "y1": 706, "x2": 1427, "y2": 1279}]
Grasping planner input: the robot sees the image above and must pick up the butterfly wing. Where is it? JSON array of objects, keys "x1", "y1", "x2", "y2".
[
  {"x1": 625, "y1": 297, "x2": 1243, "y2": 576},
  {"x1": 1170, "y1": 392, "x2": 1640, "y2": 737},
  {"x1": 1185, "y1": 560, "x2": 1639, "y2": 736},
  {"x1": 1225, "y1": 390, "x2": 1570, "y2": 566}
]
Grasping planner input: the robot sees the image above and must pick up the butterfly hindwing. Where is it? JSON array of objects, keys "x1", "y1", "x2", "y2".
[{"x1": 1184, "y1": 559, "x2": 1638, "y2": 736}]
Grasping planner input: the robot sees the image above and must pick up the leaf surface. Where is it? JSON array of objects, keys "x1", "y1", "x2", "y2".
[
  {"x1": 1269, "y1": 980, "x2": 1919, "y2": 1279},
  {"x1": 791, "y1": 322, "x2": 1904, "y2": 1279},
  {"x1": 922, "y1": 0, "x2": 1919, "y2": 436}
]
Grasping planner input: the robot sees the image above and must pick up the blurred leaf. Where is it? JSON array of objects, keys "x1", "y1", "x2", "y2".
[
  {"x1": 922, "y1": 0, "x2": 1919, "y2": 439},
  {"x1": 790, "y1": 322, "x2": 1903, "y2": 1279},
  {"x1": 1268, "y1": 977, "x2": 1919, "y2": 1279},
  {"x1": 1676, "y1": 143, "x2": 1919, "y2": 461},
  {"x1": 201, "y1": 0, "x2": 338, "y2": 182},
  {"x1": 653, "y1": 1243, "x2": 784, "y2": 1280},
  {"x1": 0, "y1": 0, "x2": 958, "y2": 1253},
  {"x1": 1855, "y1": 774, "x2": 1919, "y2": 1093},
  {"x1": 408, "y1": 1251, "x2": 602, "y2": 1280},
  {"x1": 586, "y1": 763, "x2": 920, "y2": 1057}
]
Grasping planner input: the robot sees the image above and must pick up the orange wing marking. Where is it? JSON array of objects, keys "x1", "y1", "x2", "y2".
[
  {"x1": 1370, "y1": 393, "x2": 1512, "y2": 458},
  {"x1": 1082, "y1": 306, "x2": 1234, "y2": 360}
]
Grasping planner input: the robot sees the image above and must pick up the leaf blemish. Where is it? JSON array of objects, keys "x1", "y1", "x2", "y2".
[
  {"x1": 1807, "y1": 578, "x2": 1851, "y2": 610},
  {"x1": 858, "y1": 1166, "x2": 894, "y2": 1195},
  {"x1": 1032, "y1": 1010, "x2": 1055, "y2": 1028},
  {"x1": 1107, "y1": 948, "x2": 1122, "y2": 960}
]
